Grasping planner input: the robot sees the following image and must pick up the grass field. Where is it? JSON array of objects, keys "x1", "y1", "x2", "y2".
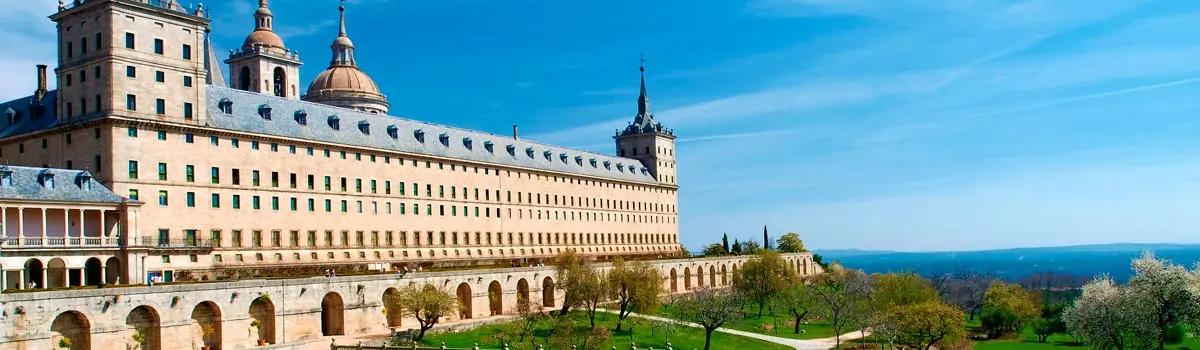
[
  {"x1": 652, "y1": 303, "x2": 837, "y2": 340},
  {"x1": 418, "y1": 311, "x2": 792, "y2": 350},
  {"x1": 967, "y1": 319, "x2": 1200, "y2": 350}
]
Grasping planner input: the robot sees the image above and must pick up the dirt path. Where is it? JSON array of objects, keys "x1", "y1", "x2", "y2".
[{"x1": 606, "y1": 310, "x2": 868, "y2": 350}]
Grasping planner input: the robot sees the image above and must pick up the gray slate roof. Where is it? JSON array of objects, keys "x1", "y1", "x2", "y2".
[
  {"x1": 206, "y1": 86, "x2": 659, "y2": 184},
  {"x1": 0, "y1": 165, "x2": 126, "y2": 204},
  {"x1": 0, "y1": 91, "x2": 61, "y2": 139}
]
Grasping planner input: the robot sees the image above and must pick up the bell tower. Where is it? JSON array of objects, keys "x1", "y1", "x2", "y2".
[
  {"x1": 225, "y1": 0, "x2": 301, "y2": 99},
  {"x1": 614, "y1": 56, "x2": 677, "y2": 185}
]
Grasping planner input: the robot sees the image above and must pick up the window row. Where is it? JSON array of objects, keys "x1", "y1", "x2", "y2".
[
  {"x1": 206, "y1": 244, "x2": 666, "y2": 265},
  {"x1": 167, "y1": 228, "x2": 675, "y2": 249}
]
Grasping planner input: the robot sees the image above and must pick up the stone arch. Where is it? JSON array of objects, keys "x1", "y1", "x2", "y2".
[
  {"x1": 238, "y1": 67, "x2": 252, "y2": 91},
  {"x1": 732, "y1": 264, "x2": 739, "y2": 282},
  {"x1": 51, "y1": 310, "x2": 91, "y2": 350},
  {"x1": 488, "y1": 280, "x2": 503, "y2": 316},
  {"x1": 272, "y1": 67, "x2": 287, "y2": 98},
  {"x1": 191, "y1": 301, "x2": 222, "y2": 350},
  {"x1": 104, "y1": 257, "x2": 121, "y2": 284},
  {"x1": 321, "y1": 292, "x2": 345, "y2": 336},
  {"x1": 47, "y1": 258, "x2": 67, "y2": 288},
  {"x1": 709, "y1": 265, "x2": 716, "y2": 287},
  {"x1": 696, "y1": 266, "x2": 705, "y2": 287},
  {"x1": 516, "y1": 278, "x2": 530, "y2": 305},
  {"x1": 456, "y1": 283, "x2": 473, "y2": 319},
  {"x1": 683, "y1": 267, "x2": 692, "y2": 290},
  {"x1": 126, "y1": 305, "x2": 161, "y2": 350},
  {"x1": 721, "y1": 265, "x2": 728, "y2": 286},
  {"x1": 249, "y1": 296, "x2": 276, "y2": 344},
  {"x1": 83, "y1": 258, "x2": 102, "y2": 287},
  {"x1": 669, "y1": 268, "x2": 678, "y2": 292},
  {"x1": 25, "y1": 258, "x2": 44, "y2": 288},
  {"x1": 383, "y1": 288, "x2": 402, "y2": 328},
  {"x1": 803, "y1": 258, "x2": 810, "y2": 275},
  {"x1": 542, "y1": 277, "x2": 555, "y2": 308}
]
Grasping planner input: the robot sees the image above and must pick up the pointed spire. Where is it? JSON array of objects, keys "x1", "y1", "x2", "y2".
[
  {"x1": 637, "y1": 52, "x2": 652, "y2": 119},
  {"x1": 338, "y1": 0, "x2": 348, "y2": 37},
  {"x1": 329, "y1": 0, "x2": 356, "y2": 66}
]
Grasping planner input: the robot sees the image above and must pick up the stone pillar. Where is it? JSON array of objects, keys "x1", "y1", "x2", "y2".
[
  {"x1": 62, "y1": 208, "x2": 69, "y2": 245},
  {"x1": 100, "y1": 262, "x2": 106, "y2": 285},
  {"x1": 100, "y1": 209, "x2": 107, "y2": 238},
  {"x1": 18, "y1": 269, "x2": 25, "y2": 290},
  {"x1": 41, "y1": 208, "x2": 47, "y2": 243},
  {"x1": 1, "y1": 206, "x2": 6, "y2": 240},
  {"x1": 42, "y1": 268, "x2": 48, "y2": 289},
  {"x1": 17, "y1": 207, "x2": 23, "y2": 245},
  {"x1": 79, "y1": 208, "x2": 85, "y2": 244}
]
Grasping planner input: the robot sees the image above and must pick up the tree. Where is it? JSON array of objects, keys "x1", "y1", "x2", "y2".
[
  {"x1": 872, "y1": 273, "x2": 937, "y2": 311},
  {"x1": 776, "y1": 232, "x2": 805, "y2": 253},
  {"x1": 813, "y1": 264, "x2": 872, "y2": 349},
  {"x1": 979, "y1": 281, "x2": 1040, "y2": 338},
  {"x1": 670, "y1": 287, "x2": 742, "y2": 350},
  {"x1": 734, "y1": 250, "x2": 792, "y2": 316},
  {"x1": 607, "y1": 260, "x2": 663, "y2": 331},
  {"x1": 1127, "y1": 251, "x2": 1200, "y2": 350},
  {"x1": 679, "y1": 246, "x2": 692, "y2": 257},
  {"x1": 1031, "y1": 303, "x2": 1068, "y2": 343},
  {"x1": 932, "y1": 270, "x2": 992, "y2": 320},
  {"x1": 701, "y1": 243, "x2": 726, "y2": 256},
  {"x1": 552, "y1": 250, "x2": 593, "y2": 315},
  {"x1": 891, "y1": 301, "x2": 967, "y2": 350},
  {"x1": 576, "y1": 264, "x2": 608, "y2": 328},
  {"x1": 731, "y1": 239, "x2": 742, "y2": 255},
  {"x1": 1063, "y1": 276, "x2": 1140, "y2": 350},
  {"x1": 742, "y1": 239, "x2": 762, "y2": 254},
  {"x1": 763, "y1": 225, "x2": 770, "y2": 250},
  {"x1": 387, "y1": 283, "x2": 457, "y2": 340},
  {"x1": 778, "y1": 277, "x2": 817, "y2": 334},
  {"x1": 511, "y1": 293, "x2": 546, "y2": 346},
  {"x1": 722, "y1": 233, "x2": 730, "y2": 254}
]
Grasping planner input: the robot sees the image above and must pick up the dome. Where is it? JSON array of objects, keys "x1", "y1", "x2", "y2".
[
  {"x1": 242, "y1": 30, "x2": 285, "y2": 50},
  {"x1": 333, "y1": 35, "x2": 354, "y2": 49},
  {"x1": 306, "y1": 66, "x2": 382, "y2": 96}
]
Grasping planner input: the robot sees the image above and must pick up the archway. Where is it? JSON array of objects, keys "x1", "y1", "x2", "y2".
[
  {"x1": 683, "y1": 267, "x2": 692, "y2": 290},
  {"x1": 383, "y1": 288, "x2": 402, "y2": 328},
  {"x1": 516, "y1": 279, "x2": 530, "y2": 305},
  {"x1": 697, "y1": 266, "x2": 705, "y2": 287},
  {"x1": 321, "y1": 292, "x2": 345, "y2": 336},
  {"x1": 51, "y1": 311, "x2": 91, "y2": 350},
  {"x1": 721, "y1": 265, "x2": 728, "y2": 286},
  {"x1": 709, "y1": 265, "x2": 716, "y2": 287},
  {"x1": 732, "y1": 264, "x2": 739, "y2": 284},
  {"x1": 25, "y1": 259, "x2": 44, "y2": 289},
  {"x1": 669, "y1": 268, "x2": 678, "y2": 292},
  {"x1": 488, "y1": 281, "x2": 503, "y2": 316},
  {"x1": 104, "y1": 257, "x2": 121, "y2": 284},
  {"x1": 456, "y1": 283, "x2": 473, "y2": 319},
  {"x1": 47, "y1": 258, "x2": 67, "y2": 288},
  {"x1": 84, "y1": 258, "x2": 102, "y2": 287},
  {"x1": 272, "y1": 67, "x2": 287, "y2": 98},
  {"x1": 126, "y1": 305, "x2": 161, "y2": 350},
  {"x1": 542, "y1": 277, "x2": 555, "y2": 308},
  {"x1": 238, "y1": 67, "x2": 251, "y2": 91},
  {"x1": 249, "y1": 296, "x2": 276, "y2": 344},
  {"x1": 191, "y1": 302, "x2": 222, "y2": 350},
  {"x1": 803, "y1": 259, "x2": 809, "y2": 275}
]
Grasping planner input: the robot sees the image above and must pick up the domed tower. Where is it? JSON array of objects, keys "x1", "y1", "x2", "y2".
[
  {"x1": 226, "y1": 0, "x2": 302, "y2": 99},
  {"x1": 614, "y1": 56, "x2": 677, "y2": 185},
  {"x1": 302, "y1": 3, "x2": 390, "y2": 114}
]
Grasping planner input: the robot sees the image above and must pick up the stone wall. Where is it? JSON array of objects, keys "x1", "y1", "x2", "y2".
[{"x1": 0, "y1": 253, "x2": 820, "y2": 350}]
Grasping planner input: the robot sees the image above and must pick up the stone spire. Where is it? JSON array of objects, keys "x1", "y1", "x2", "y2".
[
  {"x1": 636, "y1": 53, "x2": 652, "y2": 122},
  {"x1": 330, "y1": 0, "x2": 356, "y2": 66}
]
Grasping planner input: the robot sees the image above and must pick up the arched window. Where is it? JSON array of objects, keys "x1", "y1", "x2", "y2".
[
  {"x1": 238, "y1": 67, "x2": 251, "y2": 91},
  {"x1": 272, "y1": 67, "x2": 287, "y2": 98}
]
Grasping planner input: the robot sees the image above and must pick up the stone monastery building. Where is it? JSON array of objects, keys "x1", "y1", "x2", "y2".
[{"x1": 0, "y1": 0, "x2": 681, "y2": 290}]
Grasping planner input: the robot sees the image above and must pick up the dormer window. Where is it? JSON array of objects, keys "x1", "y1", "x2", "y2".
[
  {"x1": 386, "y1": 125, "x2": 398, "y2": 139},
  {"x1": 40, "y1": 172, "x2": 55, "y2": 189},
  {"x1": 328, "y1": 115, "x2": 340, "y2": 130},
  {"x1": 506, "y1": 144, "x2": 516, "y2": 156},
  {"x1": 543, "y1": 150, "x2": 552, "y2": 161},
  {"x1": 575, "y1": 155, "x2": 583, "y2": 166},
  {"x1": 463, "y1": 137, "x2": 473, "y2": 150},
  {"x1": 617, "y1": 163, "x2": 626, "y2": 172},
  {"x1": 294, "y1": 110, "x2": 308, "y2": 125},
  {"x1": 589, "y1": 158, "x2": 597, "y2": 167},
  {"x1": 603, "y1": 161, "x2": 611, "y2": 169},
  {"x1": 560, "y1": 153, "x2": 568, "y2": 163},
  {"x1": 218, "y1": 98, "x2": 232, "y2": 114},
  {"x1": 414, "y1": 129, "x2": 425, "y2": 143},
  {"x1": 257, "y1": 104, "x2": 272, "y2": 120},
  {"x1": 76, "y1": 172, "x2": 94, "y2": 191},
  {"x1": 525, "y1": 147, "x2": 535, "y2": 158},
  {"x1": 484, "y1": 141, "x2": 494, "y2": 153},
  {"x1": 5, "y1": 107, "x2": 16, "y2": 124},
  {"x1": 358, "y1": 120, "x2": 370, "y2": 135},
  {"x1": 438, "y1": 133, "x2": 450, "y2": 146},
  {"x1": 0, "y1": 170, "x2": 12, "y2": 187}
]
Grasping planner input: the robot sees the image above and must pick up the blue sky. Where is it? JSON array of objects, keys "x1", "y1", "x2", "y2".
[{"x1": 3, "y1": 0, "x2": 1200, "y2": 252}]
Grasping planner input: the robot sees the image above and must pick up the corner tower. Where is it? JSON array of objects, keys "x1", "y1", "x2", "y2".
[
  {"x1": 303, "y1": 2, "x2": 390, "y2": 114},
  {"x1": 615, "y1": 58, "x2": 677, "y2": 185},
  {"x1": 225, "y1": 0, "x2": 301, "y2": 99}
]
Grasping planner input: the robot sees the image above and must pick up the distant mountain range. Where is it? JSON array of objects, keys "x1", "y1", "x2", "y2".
[{"x1": 815, "y1": 243, "x2": 1200, "y2": 282}]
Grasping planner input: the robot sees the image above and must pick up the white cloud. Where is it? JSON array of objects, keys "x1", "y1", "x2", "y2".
[{"x1": 276, "y1": 19, "x2": 337, "y2": 39}]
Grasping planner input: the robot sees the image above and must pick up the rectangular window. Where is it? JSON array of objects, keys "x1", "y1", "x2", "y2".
[
  {"x1": 124, "y1": 32, "x2": 135, "y2": 49},
  {"x1": 128, "y1": 160, "x2": 138, "y2": 179},
  {"x1": 231, "y1": 169, "x2": 241, "y2": 185},
  {"x1": 155, "y1": 70, "x2": 164, "y2": 83},
  {"x1": 308, "y1": 198, "x2": 315, "y2": 211},
  {"x1": 184, "y1": 133, "x2": 194, "y2": 143},
  {"x1": 128, "y1": 189, "x2": 139, "y2": 200},
  {"x1": 186, "y1": 192, "x2": 195, "y2": 207},
  {"x1": 157, "y1": 162, "x2": 167, "y2": 180},
  {"x1": 156, "y1": 130, "x2": 166, "y2": 140},
  {"x1": 158, "y1": 190, "x2": 168, "y2": 206},
  {"x1": 126, "y1": 65, "x2": 135, "y2": 77},
  {"x1": 252, "y1": 196, "x2": 261, "y2": 210},
  {"x1": 232, "y1": 230, "x2": 242, "y2": 248},
  {"x1": 271, "y1": 196, "x2": 279, "y2": 210},
  {"x1": 126, "y1": 94, "x2": 136, "y2": 110},
  {"x1": 153, "y1": 38, "x2": 163, "y2": 54},
  {"x1": 185, "y1": 165, "x2": 194, "y2": 182},
  {"x1": 252, "y1": 171, "x2": 260, "y2": 186},
  {"x1": 155, "y1": 99, "x2": 165, "y2": 115},
  {"x1": 183, "y1": 75, "x2": 192, "y2": 87},
  {"x1": 210, "y1": 167, "x2": 219, "y2": 184},
  {"x1": 271, "y1": 172, "x2": 279, "y2": 187},
  {"x1": 324, "y1": 176, "x2": 331, "y2": 191},
  {"x1": 211, "y1": 193, "x2": 220, "y2": 208},
  {"x1": 182, "y1": 44, "x2": 192, "y2": 60},
  {"x1": 289, "y1": 197, "x2": 297, "y2": 211},
  {"x1": 210, "y1": 136, "x2": 218, "y2": 146},
  {"x1": 289, "y1": 173, "x2": 297, "y2": 188},
  {"x1": 183, "y1": 102, "x2": 193, "y2": 119},
  {"x1": 232, "y1": 194, "x2": 241, "y2": 209}
]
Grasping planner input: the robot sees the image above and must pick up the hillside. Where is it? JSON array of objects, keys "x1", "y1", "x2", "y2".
[{"x1": 816, "y1": 243, "x2": 1200, "y2": 282}]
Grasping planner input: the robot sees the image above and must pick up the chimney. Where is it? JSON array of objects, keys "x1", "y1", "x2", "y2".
[
  {"x1": 512, "y1": 124, "x2": 519, "y2": 140},
  {"x1": 34, "y1": 64, "x2": 48, "y2": 101}
]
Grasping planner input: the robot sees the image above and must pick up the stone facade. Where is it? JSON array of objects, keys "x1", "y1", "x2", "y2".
[{"x1": 0, "y1": 253, "x2": 821, "y2": 350}]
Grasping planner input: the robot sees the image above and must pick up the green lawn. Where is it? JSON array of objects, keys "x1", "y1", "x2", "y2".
[
  {"x1": 419, "y1": 311, "x2": 792, "y2": 350},
  {"x1": 968, "y1": 319, "x2": 1200, "y2": 350},
  {"x1": 652, "y1": 304, "x2": 836, "y2": 340}
]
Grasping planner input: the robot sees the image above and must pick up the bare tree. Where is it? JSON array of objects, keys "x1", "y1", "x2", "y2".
[
  {"x1": 931, "y1": 269, "x2": 993, "y2": 320},
  {"x1": 813, "y1": 265, "x2": 872, "y2": 349},
  {"x1": 670, "y1": 287, "x2": 743, "y2": 350}
]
